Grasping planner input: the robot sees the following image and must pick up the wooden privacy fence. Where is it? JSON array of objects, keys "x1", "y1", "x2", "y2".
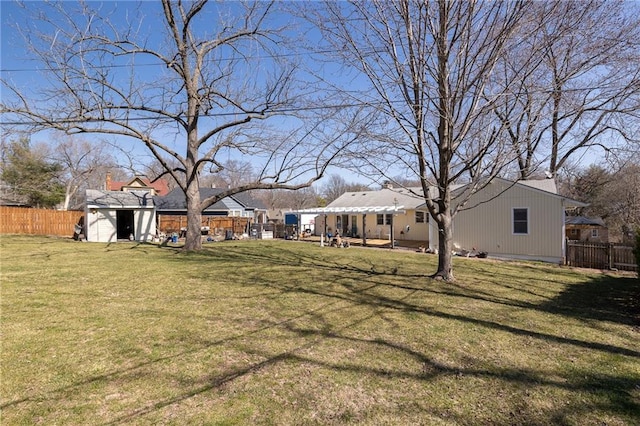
[
  {"x1": 158, "y1": 215, "x2": 250, "y2": 235},
  {"x1": 565, "y1": 241, "x2": 637, "y2": 272},
  {"x1": 0, "y1": 206, "x2": 84, "y2": 237}
]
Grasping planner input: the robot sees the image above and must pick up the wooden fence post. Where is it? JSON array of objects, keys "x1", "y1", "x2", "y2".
[{"x1": 608, "y1": 243, "x2": 614, "y2": 270}]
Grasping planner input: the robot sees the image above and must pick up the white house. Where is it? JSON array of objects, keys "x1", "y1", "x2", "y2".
[
  {"x1": 85, "y1": 189, "x2": 157, "y2": 243},
  {"x1": 430, "y1": 177, "x2": 587, "y2": 263},
  {"x1": 294, "y1": 185, "x2": 429, "y2": 246},
  {"x1": 295, "y1": 178, "x2": 587, "y2": 263}
]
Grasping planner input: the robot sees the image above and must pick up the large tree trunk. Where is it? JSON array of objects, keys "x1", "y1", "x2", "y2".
[
  {"x1": 184, "y1": 180, "x2": 202, "y2": 251},
  {"x1": 434, "y1": 212, "x2": 454, "y2": 281}
]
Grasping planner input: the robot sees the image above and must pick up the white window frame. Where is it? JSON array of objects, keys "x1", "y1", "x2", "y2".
[
  {"x1": 415, "y1": 211, "x2": 426, "y2": 224},
  {"x1": 591, "y1": 228, "x2": 599, "y2": 238},
  {"x1": 512, "y1": 207, "x2": 529, "y2": 235}
]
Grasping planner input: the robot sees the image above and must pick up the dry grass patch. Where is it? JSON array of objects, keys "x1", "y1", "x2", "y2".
[{"x1": 1, "y1": 235, "x2": 638, "y2": 425}]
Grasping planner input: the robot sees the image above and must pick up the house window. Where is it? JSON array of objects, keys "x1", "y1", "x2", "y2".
[
  {"x1": 513, "y1": 208, "x2": 528, "y2": 234},
  {"x1": 570, "y1": 229, "x2": 577, "y2": 235},
  {"x1": 415, "y1": 211, "x2": 427, "y2": 223},
  {"x1": 591, "y1": 229, "x2": 599, "y2": 238},
  {"x1": 377, "y1": 214, "x2": 392, "y2": 225}
]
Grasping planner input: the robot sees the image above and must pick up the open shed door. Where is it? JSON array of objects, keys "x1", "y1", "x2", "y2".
[{"x1": 116, "y1": 210, "x2": 135, "y2": 240}]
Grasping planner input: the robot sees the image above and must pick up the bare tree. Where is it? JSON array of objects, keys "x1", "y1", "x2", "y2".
[
  {"x1": 1, "y1": 0, "x2": 353, "y2": 250},
  {"x1": 49, "y1": 135, "x2": 119, "y2": 210},
  {"x1": 320, "y1": 174, "x2": 370, "y2": 204},
  {"x1": 559, "y1": 159, "x2": 640, "y2": 243},
  {"x1": 199, "y1": 159, "x2": 256, "y2": 190},
  {"x1": 495, "y1": 0, "x2": 640, "y2": 179},
  {"x1": 314, "y1": 0, "x2": 526, "y2": 280}
]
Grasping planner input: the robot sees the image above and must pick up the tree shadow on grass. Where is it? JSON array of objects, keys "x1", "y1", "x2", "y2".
[
  {"x1": 101, "y1": 312, "x2": 640, "y2": 425},
  {"x1": 5, "y1": 240, "x2": 639, "y2": 425},
  {"x1": 538, "y1": 274, "x2": 640, "y2": 328},
  {"x1": 105, "y1": 242, "x2": 638, "y2": 423}
]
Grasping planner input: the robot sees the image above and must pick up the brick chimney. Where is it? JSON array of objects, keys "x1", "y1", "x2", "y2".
[{"x1": 105, "y1": 171, "x2": 112, "y2": 191}]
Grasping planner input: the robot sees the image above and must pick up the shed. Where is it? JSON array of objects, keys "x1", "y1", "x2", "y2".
[{"x1": 85, "y1": 189, "x2": 156, "y2": 243}]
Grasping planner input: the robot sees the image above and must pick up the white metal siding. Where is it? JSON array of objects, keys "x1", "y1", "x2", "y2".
[
  {"x1": 451, "y1": 180, "x2": 563, "y2": 261},
  {"x1": 86, "y1": 208, "x2": 156, "y2": 243},
  {"x1": 133, "y1": 210, "x2": 156, "y2": 242},
  {"x1": 86, "y1": 209, "x2": 118, "y2": 242}
]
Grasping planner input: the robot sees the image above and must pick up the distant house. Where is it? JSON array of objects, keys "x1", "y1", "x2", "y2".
[
  {"x1": 85, "y1": 189, "x2": 156, "y2": 243},
  {"x1": 154, "y1": 188, "x2": 267, "y2": 221},
  {"x1": 106, "y1": 172, "x2": 170, "y2": 196},
  {"x1": 294, "y1": 184, "x2": 428, "y2": 242},
  {"x1": 295, "y1": 178, "x2": 587, "y2": 263},
  {"x1": 565, "y1": 216, "x2": 608, "y2": 243}
]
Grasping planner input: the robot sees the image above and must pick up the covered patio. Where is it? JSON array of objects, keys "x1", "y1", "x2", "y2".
[{"x1": 291, "y1": 205, "x2": 411, "y2": 249}]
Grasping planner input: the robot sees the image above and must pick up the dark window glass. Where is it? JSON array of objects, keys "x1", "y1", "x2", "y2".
[{"x1": 513, "y1": 208, "x2": 528, "y2": 234}]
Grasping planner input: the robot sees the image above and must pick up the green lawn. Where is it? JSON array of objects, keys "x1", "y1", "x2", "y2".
[{"x1": 1, "y1": 235, "x2": 638, "y2": 425}]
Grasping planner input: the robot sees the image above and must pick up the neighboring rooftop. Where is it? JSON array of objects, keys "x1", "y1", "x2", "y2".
[
  {"x1": 565, "y1": 216, "x2": 606, "y2": 227},
  {"x1": 106, "y1": 173, "x2": 170, "y2": 196},
  {"x1": 153, "y1": 188, "x2": 266, "y2": 212}
]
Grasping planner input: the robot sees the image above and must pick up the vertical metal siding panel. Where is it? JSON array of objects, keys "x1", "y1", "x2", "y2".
[
  {"x1": 104, "y1": 210, "x2": 117, "y2": 242},
  {"x1": 135, "y1": 209, "x2": 156, "y2": 242},
  {"x1": 452, "y1": 181, "x2": 562, "y2": 260}
]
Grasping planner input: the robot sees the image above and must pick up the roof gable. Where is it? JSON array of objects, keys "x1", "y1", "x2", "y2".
[
  {"x1": 110, "y1": 176, "x2": 170, "y2": 196},
  {"x1": 231, "y1": 191, "x2": 267, "y2": 210},
  {"x1": 450, "y1": 177, "x2": 587, "y2": 208}
]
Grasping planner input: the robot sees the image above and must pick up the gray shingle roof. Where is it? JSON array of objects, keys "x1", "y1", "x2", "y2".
[
  {"x1": 153, "y1": 188, "x2": 266, "y2": 212},
  {"x1": 328, "y1": 187, "x2": 426, "y2": 210},
  {"x1": 565, "y1": 216, "x2": 606, "y2": 227},
  {"x1": 232, "y1": 191, "x2": 267, "y2": 210},
  {"x1": 519, "y1": 179, "x2": 557, "y2": 194},
  {"x1": 86, "y1": 189, "x2": 154, "y2": 208},
  {"x1": 154, "y1": 188, "x2": 229, "y2": 212}
]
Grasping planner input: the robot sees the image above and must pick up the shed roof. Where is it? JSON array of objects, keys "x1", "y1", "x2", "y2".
[{"x1": 86, "y1": 189, "x2": 154, "y2": 208}]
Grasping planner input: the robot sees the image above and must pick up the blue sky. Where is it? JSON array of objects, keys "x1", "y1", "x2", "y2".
[
  {"x1": 0, "y1": 1, "x2": 377, "y2": 185},
  {"x1": 1, "y1": 1, "x2": 614, "y2": 187}
]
